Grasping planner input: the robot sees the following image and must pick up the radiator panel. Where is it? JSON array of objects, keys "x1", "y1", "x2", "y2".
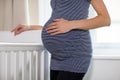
[{"x1": 0, "y1": 44, "x2": 44, "y2": 80}]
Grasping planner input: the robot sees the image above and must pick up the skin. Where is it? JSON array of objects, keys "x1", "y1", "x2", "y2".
[
  {"x1": 11, "y1": 0, "x2": 111, "y2": 36},
  {"x1": 11, "y1": 24, "x2": 43, "y2": 35}
]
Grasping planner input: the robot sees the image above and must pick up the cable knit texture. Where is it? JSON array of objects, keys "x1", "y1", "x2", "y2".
[{"x1": 42, "y1": 0, "x2": 92, "y2": 73}]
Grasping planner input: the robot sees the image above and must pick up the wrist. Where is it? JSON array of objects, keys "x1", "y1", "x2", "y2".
[
  {"x1": 28, "y1": 25, "x2": 43, "y2": 30},
  {"x1": 71, "y1": 20, "x2": 84, "y2": 30},
  {"x1": 70, "y1": 20, "x2": 79, "y2": 30},
  {"x1": 27, "y1": 25, "x2": 32, "y2": 30}
]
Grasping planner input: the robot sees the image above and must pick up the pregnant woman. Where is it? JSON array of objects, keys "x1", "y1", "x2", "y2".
[{"x1": 12, "y1": 0, "x2": 110, "y2": 80}]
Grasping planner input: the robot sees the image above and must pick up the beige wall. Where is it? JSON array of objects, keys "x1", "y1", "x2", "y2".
[
  {"x1": 0, "y1": 0, "x2": 4, "y2": 30},
  {"x1": 0, "y1": 0, "x2": 13, "y2": 30},
  {"x1": 0, "y1": 0, "x2": 39, "y2": 31}
]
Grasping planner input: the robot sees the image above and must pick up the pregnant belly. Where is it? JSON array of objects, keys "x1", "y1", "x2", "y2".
[
  {"x1": 42, "y1": 27, "x2": 92, "y2": 60},
  {"x1": 42, "y1": 28, "x2": 72, "y2": 60}
]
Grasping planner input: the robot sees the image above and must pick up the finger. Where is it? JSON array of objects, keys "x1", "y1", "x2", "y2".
[
  {"x1": 54, "y1": 18, "x2": 64, "y2": 22},
  {"x1": 46, "y1": 26, "x2": 56, "y2": 31},
  {"x1": 11, "y1": 24, "x2": 21, "y2": 32},
  {"x1": 50, "y1": 31, "x2": 61, "y2": 35},
  {"x1": 14, "y1": 27, "x2": 22, "y2": 35},
  {"x1": 47, "y1": 22, "x2": 56, "y2": 27},
  {"x1": 11, "y1": 27, "x2": 18, "y2": 32},
  {"x1": 47, "y1": 28, "x2": 59, "y2": 34},
  {"x1": 14, "y1": 28, "x2": 25, "y2": 35}
]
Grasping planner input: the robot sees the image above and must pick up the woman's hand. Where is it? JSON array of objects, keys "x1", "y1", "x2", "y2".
[
  {"x1": 46, "y1": 18, "x2": 74, "y2": 35},
  {"x1": 11, "y1": 24, "x2": 43, "y2": 36},
  {"x1": 11, "y1": 24, "x2": 30, "y2": 36}
]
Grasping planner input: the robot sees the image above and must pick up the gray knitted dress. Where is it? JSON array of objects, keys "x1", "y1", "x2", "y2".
[{"x1": 42, "y1": 0, "x2": 92, "y2": 73}]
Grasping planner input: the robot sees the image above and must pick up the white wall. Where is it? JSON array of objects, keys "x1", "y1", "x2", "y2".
[{"x1": 84, "y1": 58, "x2": 120, "y2": 80}]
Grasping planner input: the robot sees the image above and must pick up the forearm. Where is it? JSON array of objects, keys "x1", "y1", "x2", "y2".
[
  {"x1": 71, "y1": 0, "x2": 111, "y2": 30},
  {"x1": 71, "y1": 15, "x2": 111, "y2": 30},
  {"x1": 29, "y1": 25, "x2": 43, "y2": 30}
]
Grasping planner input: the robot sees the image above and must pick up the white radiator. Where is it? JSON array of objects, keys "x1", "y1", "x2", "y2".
[{"x1": 0, "y1": 43, "x2": 44, "y2": 80}]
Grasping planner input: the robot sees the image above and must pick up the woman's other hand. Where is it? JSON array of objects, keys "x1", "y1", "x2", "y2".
[{"x1": 11, "y1": 24, "x2": 30, "y2": 36}]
